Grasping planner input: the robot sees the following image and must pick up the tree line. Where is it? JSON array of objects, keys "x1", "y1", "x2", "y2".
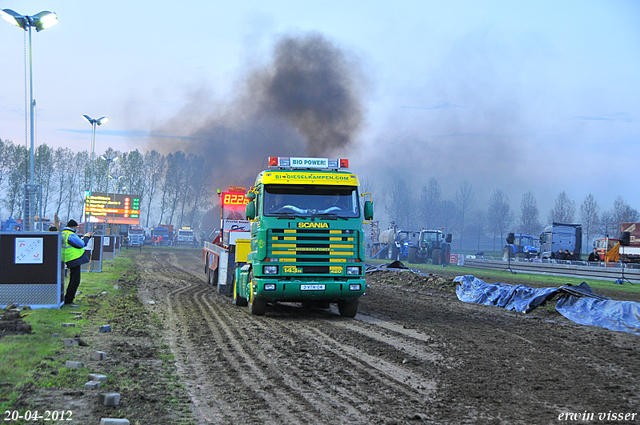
[
  {"x1": 381, "y1": 177, "x2": 639, "y2": 254},
  {"x1": 0, "y1": 138, "x2": 214, "y2": 230}
]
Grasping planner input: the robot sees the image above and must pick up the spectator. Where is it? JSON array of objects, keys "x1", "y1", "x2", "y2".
[
  {"x1": 564, "y1": 250, "x2": 571, "y2": 260},
  {"x1": 588, "y1": 248, "x2": 601, "y2": 262},
  {"x1": 568, "y1": 251, "x2": 576, "y2": 261},
  {"x1": 553, "y1": 249, "x2": 564, "y2": 261}
]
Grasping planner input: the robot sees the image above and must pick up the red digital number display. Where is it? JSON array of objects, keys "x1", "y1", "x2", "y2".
[{"x1": 222, "y1": 193, "x2": 249, "y2": 206}]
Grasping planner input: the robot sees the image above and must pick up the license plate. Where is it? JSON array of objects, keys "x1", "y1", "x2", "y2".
[{"x1": 300, "y1": 284, "x2": 325, "y2": 291}]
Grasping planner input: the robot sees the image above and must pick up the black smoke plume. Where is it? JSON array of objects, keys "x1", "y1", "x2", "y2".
[{"x1": 147, "y1": 32, "x2": 364, "y2": 190}]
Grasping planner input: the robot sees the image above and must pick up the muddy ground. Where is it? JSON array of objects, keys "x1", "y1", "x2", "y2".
[{"x1": 19, "y1": 249, "x2": 640, "y2": 424}]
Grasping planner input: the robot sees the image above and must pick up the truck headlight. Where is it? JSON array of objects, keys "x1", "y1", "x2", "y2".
[
  {"x1": 264, "y1": 284, "x2": 276, "y2": 291},
  {"x1": 349, "y1": 284, "x2": 361, "y2": 291},
  {"x1": 263, "y1": 265, "x2": 278, "y2": 275},
  {"x1": 346, "y1": 266, "x2": 361, "y2": 275}
]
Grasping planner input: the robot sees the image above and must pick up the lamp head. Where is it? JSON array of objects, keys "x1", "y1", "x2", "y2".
[
  {"x1": 97, "y1": 117, "x2": 109, "y2": 126},
  {"x1": 1, "y1": 9, "x2": 25, "y2": 29},
  {"x1": 32, "y1": 11, "x2": 58, "y2": 32},
  {"x1": 83, "y1": 114, "x2": 95, "y2": 124}
]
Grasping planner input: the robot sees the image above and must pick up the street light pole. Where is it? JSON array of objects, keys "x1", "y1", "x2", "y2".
[
  {"x1": 1, "y1": 9, "x2": 58, "y2": 231},
  {"x1": 100, "y1": 155, "x2": 118, "y2": 234},
  {"x1": 82, "y1": 115, "x2": 108, "y2": 231}
]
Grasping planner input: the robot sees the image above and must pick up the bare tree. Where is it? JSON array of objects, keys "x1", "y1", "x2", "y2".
[
  {"x1": 580, "y1": 194, "x2": 599, "y2": 253},
  {"x1": 420, "y1": 178, "x2": 443, "y2": 229},
  {"x1": 610, "y1": 196, "x2": 639, "y2": 227},
  {"x1": 3, "y1": 143, "x2": 28, "y2": 218},
  {"x1": 143, "y1": 150, "x2": 166, "y2": 227},
  {"x1": 385, "y1": 178, "x2": 415, "y2": 229},
  {"x1": 598, "y1": 210, "x2": 617, "y2": 238},
  {"x1": 487, "y1": 189, "x2": 513, "y2": 251},
  {"x1": 35, "y1": 144, "x2": 55, "y2": 220},
  {"x1": 519, "y1": 190, "x2": 541, "y2": 236},
  {"x1": 466, "y1": 209, "x2": 486, "y2": 252},
  {"x1": 547, "y1": 191, "x2": 575, "y2": 224},
  {"x1": 455, "y1": 180, "x2": 474, "y2": 250}
]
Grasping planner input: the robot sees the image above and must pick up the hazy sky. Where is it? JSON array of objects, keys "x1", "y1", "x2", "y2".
[{"x1": 1, "y1": 1, "x2": 639, "y2": 219}]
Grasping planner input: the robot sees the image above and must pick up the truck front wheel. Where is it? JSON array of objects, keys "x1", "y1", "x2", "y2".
[
  {"x1": 233, "y1": 276, "x2": 247, "y2": 306},
  {"x1": 338, "y1": 299, "x2": 358, "y2": 318},
  {"x1": 248, "y1": 270, "x2": 266, "y2": 315}
]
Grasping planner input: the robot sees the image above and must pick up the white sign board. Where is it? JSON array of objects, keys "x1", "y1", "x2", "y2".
[{"x1": 15, "y1": 237, "x2": 44, "y2": 264}]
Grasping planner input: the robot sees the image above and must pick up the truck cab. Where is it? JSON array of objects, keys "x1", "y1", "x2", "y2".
[
  {"x1": 234, "y1": 156, "x2": 373, "y2": 317},
  {"x1": 176, "y1": 227, "x2": 196, "y2": 246}
]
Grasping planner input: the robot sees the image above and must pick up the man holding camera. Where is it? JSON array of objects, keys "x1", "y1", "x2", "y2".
[{"x1": 61, "y1": 219, "x2": 93, "y2": 306}]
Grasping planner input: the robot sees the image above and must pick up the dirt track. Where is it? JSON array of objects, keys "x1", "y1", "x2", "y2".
[{"x1": 128, "y1": 249, "x2": 640, "y2": 424}]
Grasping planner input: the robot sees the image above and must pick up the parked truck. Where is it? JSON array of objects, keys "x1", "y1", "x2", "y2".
[
  {"x1": 231, "y1": 156, "x2": 373, "y2": 318},
  {"x1": 176, "y1": 227, "x2": 196, "y2": 246},
  {"x1": 150, "y1": 225, "x2": 171, "y2": 246},
  {"x1": 539, "y1": 222, "x2": 582, "y2": 260},
  {"x1": 127, "y1": 225, "x2": 145, "y2": 246},
  {"x1": 599, "y1": 223, "x2": 640, "y2": 263}
]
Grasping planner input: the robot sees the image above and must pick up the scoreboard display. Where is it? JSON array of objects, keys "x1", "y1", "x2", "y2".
[
  {"x1": 84, "y1": 192, "x2": 141, "y2": 225},
  {"x1": 221, "y1": 192, "x2": 249, "y2": 206}
]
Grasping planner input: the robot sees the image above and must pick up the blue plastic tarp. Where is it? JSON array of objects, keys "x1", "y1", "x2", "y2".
[
  {"x1": 454, "y1": 275, "x2": 559, "y2": 313},
  {"x1": 556, "y1": 294, "x2": 640, "y2": 336},
  {"x1": 455, "y1": 275, "x2": 640, "y2": 336}
]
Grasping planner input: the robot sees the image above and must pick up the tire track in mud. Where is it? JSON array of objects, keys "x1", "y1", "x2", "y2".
[{"x1": 140, "y1": 251, "x2": 446, "y2": 424}]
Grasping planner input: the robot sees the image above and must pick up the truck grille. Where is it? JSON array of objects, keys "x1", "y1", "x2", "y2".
[{"x1": 268, "y1": 228, "x2": 358, "y2": 274}]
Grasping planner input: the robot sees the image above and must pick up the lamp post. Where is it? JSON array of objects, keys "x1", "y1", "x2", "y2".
[
  {"x1": 101, "y1": 155, "x2": 118, "y2": 234},
  {"x1": 1, "y1": 9, "x2": 58, "y2": 231},
  {"x1": 83, "y1": 115, "x2": 108, "y2": 231}
]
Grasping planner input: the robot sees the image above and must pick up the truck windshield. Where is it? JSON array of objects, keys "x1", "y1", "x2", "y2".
[
  {"x1": 129, "y1": 229, "x2": 143, "y2": 235},
  {"x1": 421, "y1": 232, "x2": 440, "y2": 242},
  {"x1": 519, "y1": 236, "x2": 534, "y2": 246},
  {"x1": 264, "y1": 184, "x2": 360, "y2": 218}
]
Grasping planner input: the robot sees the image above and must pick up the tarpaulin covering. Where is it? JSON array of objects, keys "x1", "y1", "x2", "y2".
[{"x1": 455, "y1": 275, "x2": 640, "y2": 336}]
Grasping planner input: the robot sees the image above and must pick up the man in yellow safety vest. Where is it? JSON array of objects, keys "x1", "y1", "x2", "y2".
[{"x1": 61, "y1": 220, "x2": 92, "y2": 306}]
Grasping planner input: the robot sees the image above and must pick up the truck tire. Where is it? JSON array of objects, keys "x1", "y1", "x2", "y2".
[
  {"x1": 443, "y1": 246, "x2": 451, "y2": 265},
  {"x1": 232, "y1": 275, "x2": 247, "y2": 306},
  {"x1": 432, "y1": 249, "x2": 442, "y2": 265},
  {"x1": 248, "y1": 270, "x2": 266, "y2": 316},
  {"x1": 408, "y1": 247, "x2": 418, "y2": 263},
  {"x1": 502, "y1": 247, "x2": 512, "y2": 262},
  {"x1": 249, "y1": 294, "x2": 267, "y2": 316},
  {"x1": 338, "y1": 299, "x2": 358, "y2": 318}
]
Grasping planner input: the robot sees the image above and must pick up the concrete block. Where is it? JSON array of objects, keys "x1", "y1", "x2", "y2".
[
  {"x1": 63, "y1": 338, "x2": 79, "y2": 346},
  {"x1": 92, "y1": 351, "x2": 107, "y2": 361},
  {"x1": 88, "y1": 373, "x2": 108, "y2": 382},
  {"x1": 61, "y1": 323, "x2": 75, "y2": 327},
  {"x1": 69, "y1": 311, "x2": 82, "y2": 315},
  {"x1": 84, "y1": 381, "x2": 101, "y2": 389},
  {"x1": 100, "y1": 419, "x2": 130, "y2": 425},
  {"x1": 99, "y1": 325, "x2": 112, "y2": 333},
  {"x1": 65, "y1": 361, "x2": 84, "y2": 369},
  {"x1": 98, "y1": 392, "x2": 120, "y2": 406}
]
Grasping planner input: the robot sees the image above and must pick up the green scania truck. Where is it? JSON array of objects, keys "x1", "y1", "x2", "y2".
[{"x1": 233, "y1": 156, "x2": 374, "y2": 317}]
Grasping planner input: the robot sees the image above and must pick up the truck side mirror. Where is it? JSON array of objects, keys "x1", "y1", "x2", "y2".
[
  {"x1": 445, "y1": 234, "x2": 452, "y2": 243},
  {"x1": 246, "y1": 201, "x2": 256, "y2": 220},
  {"x1": 364, "y1": 201, "x2": 374, "y2": 221}
]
